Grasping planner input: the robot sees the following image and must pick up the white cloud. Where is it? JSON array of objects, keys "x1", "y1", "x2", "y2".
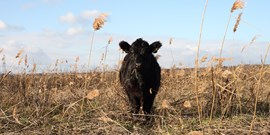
[
  {"x1": 60, "y1": 12, "x2": 77, "y2": 24},
  {"x1": 136, "y1": 37, "x2": 270, "y2": 68},
  {"x1": 66, "y1": 27, "x2": 84, "y2": 35},
  {"x1": 0, "y1": 20, "x2": 24, "y2": 32},
  {"x1": 81, "y1": 10, "x2": 100, "y2": 19},
  {"x1": 0, "y1": 39, "x2": 51, "y2": 69},
  {"x1": 0, "y1": 20, "x2": 7, "y2": 30},
  {"x1": 1, "y1": 29, "x2": 269, "y2": 73},
  {"x1": 59, "y1": 10, "x2": 101, "y2": 25}
]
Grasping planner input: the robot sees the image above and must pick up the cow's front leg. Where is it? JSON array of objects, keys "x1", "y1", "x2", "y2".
[
  {"x1": 142, "y1": 89, "x2": 157, "y2": 121},
  {"x1": 127, "y1": 92, "x2": 141, "y2": 114}
]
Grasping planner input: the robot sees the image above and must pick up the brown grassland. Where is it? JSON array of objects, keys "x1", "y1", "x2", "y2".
[
  {"x1": 0, "y1": 64, "x2": 270, "y2": 134},
  {"x1": 1, "y1": 0, "x2": 270, "y2": 134}
]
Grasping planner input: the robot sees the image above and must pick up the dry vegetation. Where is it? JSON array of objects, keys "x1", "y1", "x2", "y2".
[
  {"x1": 1, "y1": 0, "x2": 270, "y2": 134},
  {"x1": 0, "y1": 63, "x2": 270, "y2": 134}
]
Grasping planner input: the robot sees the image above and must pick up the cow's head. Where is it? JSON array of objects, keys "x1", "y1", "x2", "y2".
[{"x1": 119, "y1": 38, "x2": 162, "y2": 70}]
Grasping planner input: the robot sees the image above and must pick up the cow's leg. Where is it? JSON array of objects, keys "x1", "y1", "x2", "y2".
[
  {"x1": 143, "y1": 90, "x2": 157, "y2": 122},
  {"x1": 143, "y1": 94, "x2": 155, "y2": 114},
  {"x1": 127, "y1": 93, "x2": 141, "y2": 114}
]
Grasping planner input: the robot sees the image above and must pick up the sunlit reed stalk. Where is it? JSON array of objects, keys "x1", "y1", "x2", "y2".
[
  {"x1": 104, "y1": 37, "x2": 112, "y2": 66},
  {"x1": 88, "y1": 32, "x2": 95, "y2": 68},
  {"x1": 220, "y1": 0, "x2": 245, "y2": 60},
  {"x1": 118, "y1": 49, "x2": 123, "y2": 70},
  {"x1": 88, "y1": 13, "x2": 108, "y2": 69},
  {"x1": 195, "y1": 0, "x2": 208, "y2": 126},
  {"x1": 168, "y1": 38, "x2": 175, "y2": 67},
  {"x1": 209, "y1": 64, "x2": 216, "y2": 124},
  {"x1": 219, "y1": 13, "x2": 232, "y2": 60},
  {"x1": 86, "y1": 13, "x2": 107, "y2": 118},
  {"x1": 32, "y1": 63, "x2": 36, "y2": 74},
  {"x1": 75, "y1": 56, "x2": 80, "y2": 72},
  {"x1": 249, "y1": 43, "x2": 270, "y2": 135}
]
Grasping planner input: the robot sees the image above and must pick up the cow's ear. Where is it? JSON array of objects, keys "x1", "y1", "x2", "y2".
[
  {"x1": 119, "y1": 41, "x2": 131, "y2": 53},
  {"x1": 150, "y1": 41, "x2": 162, "y2": 53}
]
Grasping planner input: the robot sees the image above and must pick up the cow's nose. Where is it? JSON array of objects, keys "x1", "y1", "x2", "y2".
[{"x1": 135, "y1": 63, "x2": 142, "y2": 68}]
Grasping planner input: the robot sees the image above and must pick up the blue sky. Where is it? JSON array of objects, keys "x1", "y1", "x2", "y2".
[{"x1": 0, "y1": 0, "x2": 270, "y2": 72}]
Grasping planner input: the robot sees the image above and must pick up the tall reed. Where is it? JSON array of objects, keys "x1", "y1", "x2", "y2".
[
  {"x1": 195, "y1": 0, "x2": 209, "y2": 125},
  {"x1": 104, "y1": 36, "x2": 112, "y2": 67},
  {"x1": 168, "y1": 38, "x2": 175, "y2": 66},
  {"x1": 88, "y1": 13, "x2": 108, "y2": 69},
  {"x1": 219, "y1": 0, "x2": 245, "y2": 59},
  {"x1": 249, "y1": 43, "x2": 270, "y2": 134}
]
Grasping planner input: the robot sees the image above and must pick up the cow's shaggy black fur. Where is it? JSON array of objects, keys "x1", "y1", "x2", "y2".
[{"x1": 119, "y1": 38, "x2": 162, "y2": 117}]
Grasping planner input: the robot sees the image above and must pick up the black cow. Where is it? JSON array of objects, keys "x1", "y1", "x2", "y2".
[{"x1": 119, "y1": 38, "x2": 162, "y2": 118}]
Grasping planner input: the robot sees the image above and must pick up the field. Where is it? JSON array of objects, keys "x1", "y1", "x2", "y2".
[
  {"x1": 1, "y1": 1, "x2": 270, "y2": 135},
  {"x1": 1, "y1": 64, "x2": 270, "y2": 135}
]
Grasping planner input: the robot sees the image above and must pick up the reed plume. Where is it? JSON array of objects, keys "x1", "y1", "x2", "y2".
[
  {"x1": 24, "y1": 54, "x2": 28, "y2": 66},
  {"x1": 75, "y1": 56, "x2": 80, "y2": 63},
  {"x1": 231, "y1": 0, "x2": 245, "y2": 13},
  {"x1": 161, "y1": 99, "x2": 170, "y2": 109},
  {"x1": 241, "y1": 35, "x2": 260, "y2": 53},
  {"x1": 220, "y1": 0, "x2": 245, "y2": 59},
  {"x1": 93, "y1": 13, "x2": 108, "y2": 31},
  {"x1": 86, "y1": 89, "x2": 100, "y2": 100},
  {"x1": 233, "y1": 12, "x2": 243, "y2": 33},
  {"x1": 15, "y1": 49, "x2": 24, "y2": 58},
  {"x1": 88, "y1": 13, "x2": 108, "y2": 68},
  {"x1": 18, "y1": 57, "x2": 23, "y2": 65},
  {"x1": 169, "y1": 38, "x2": 173, "y2": 45},
  {"x1": 200, "y1": 54, "x2": 208, "y2": 63}
]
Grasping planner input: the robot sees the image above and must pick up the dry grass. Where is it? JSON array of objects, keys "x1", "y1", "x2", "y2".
[
  {"x1": 0, "y1": 64, "x2": 270, "y2": 134},
  {"x1": 1, "y1": 1, "x2": 269, "y2": 134}
]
